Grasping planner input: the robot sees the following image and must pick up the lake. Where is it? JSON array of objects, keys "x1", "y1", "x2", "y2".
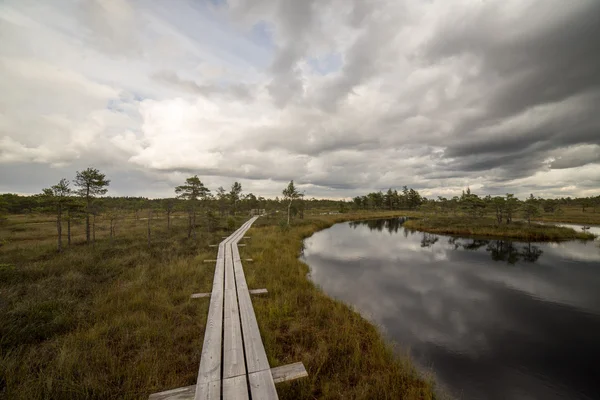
[{"x1": 302, "y1": 218, "x2": 600, "y2": 400}]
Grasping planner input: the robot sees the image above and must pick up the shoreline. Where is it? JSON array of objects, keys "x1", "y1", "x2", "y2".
[
  {"x1": 402, "y1": 216, "x2": 596, "y2": 242},
  {"x1": 247, "y1": 211, "x2": 437, "y2": 399}
]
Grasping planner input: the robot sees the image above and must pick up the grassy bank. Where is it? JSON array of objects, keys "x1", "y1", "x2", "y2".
[
  {"x1": 403, "y1": 216, "x2": 596, "y2": 241},
  {"x1": 0, "y1": 211, "x2": 434, "y2": 399},
  {"x1": 532, "y1": 207, "x2": 600, "y2": 226}
]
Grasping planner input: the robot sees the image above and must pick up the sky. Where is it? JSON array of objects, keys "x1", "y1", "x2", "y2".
[{"x1": 0, "y1": 0, "x2": 599, "y2": 200}]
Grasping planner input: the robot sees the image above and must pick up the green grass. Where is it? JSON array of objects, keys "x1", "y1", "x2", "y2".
[
  {"x1": 403, "y1": 216, "x2": 596, "y2": 241},
  {"x1": 532, "y1": 206, "x2": 600, "y2": 225},
  {"x1": 0, "y1": 211, "x2": 435, "y2": 399}
]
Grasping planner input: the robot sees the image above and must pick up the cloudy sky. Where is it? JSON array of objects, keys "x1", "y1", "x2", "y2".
[{"x1": 1, "y1": 0, "x2": 599, "y2": 199}]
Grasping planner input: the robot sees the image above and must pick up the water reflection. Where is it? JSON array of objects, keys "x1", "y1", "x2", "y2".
[
  {"x1": 349, "y1": 217, "x2": 405, "y2": 233},
  {"x1": 352, "y1": 218, "x2": 545, "y2": 264},
  {"x1": 303, "y1": 218, "x2": 600, "y2": 400}
]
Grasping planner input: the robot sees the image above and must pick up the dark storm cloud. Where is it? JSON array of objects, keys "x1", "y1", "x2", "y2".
[
  {"x1": 426, "y1": 2, "x2": 600, "y2": 163},
  {"x1": 550, "y1": 145, "x2": 600, "y2": 170}
]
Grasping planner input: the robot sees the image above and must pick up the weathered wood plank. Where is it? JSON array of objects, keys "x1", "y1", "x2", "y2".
[
  {"x1": 224, "y1": 244, "x2": 235, "y2": 291},
  {"x1": 211, "y1": 249, "x2": 225, "y2": 291},
  {"x1": 217, "y1": 243, "x2": 226, "y2": 260},
  {"x1": 271, "y1": 362, "x2": 308, "y2": 384},
  {"x1": 237, "y1": 288, "x2": 270, "y2": 373},
  {"x1": 190, "y1": 293, "x2": 210, "y2": 299},
  {"x1": 249, "y1": 288, "x2": 268, "y2": 295},
  {"x1": 193, "y1": 381, "x2": 219, "y2": 400},
  {"x1": 195, "y1": 246, "x2": 226, "y2": 388},
  {"x1": 223, "y1": 237, "x2": 246, "y2": 379},
  {"x1": 232, "y1": 256, "x2": 270, "y2": 373},
  {"x1": 149, "y1": 384, "x2": 195, "y2": 400},
  {"x1": 223, "y1": 375, "x2": 249, "y2": 400},
  {"x1": 249, "y1": 370, "x2": 278, "y2": 400},
  {"x1": 203, "y1": 260, "x2": 217, "y2": 263},
  {"x1": 195, "y1": 287, "x2": 223, "y2": 385},
  {"x1": 223, "y1": 288, "x2": 245, "y2": 379}
]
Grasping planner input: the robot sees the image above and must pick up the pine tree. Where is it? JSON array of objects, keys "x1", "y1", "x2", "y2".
[
  {"x1": 175, "y1": 175, "x2": 210, "y2": 239},
  {"x1": 73, "y1": 168, "x2": 110, "y2": 244}
]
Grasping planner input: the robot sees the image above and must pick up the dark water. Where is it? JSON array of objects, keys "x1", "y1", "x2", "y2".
[{"x1": 302, "y1": 218, "x2": 600, "y2": 400}]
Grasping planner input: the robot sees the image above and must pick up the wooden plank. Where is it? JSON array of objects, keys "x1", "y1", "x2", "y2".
[
  {"x1": 237, "y1": 244, "x2": 247, "y2": 247},
  {"x1": 222, "y1": 375, "x2": 249, "y2": 400},
  {"x1": 193, "y1": 381, "x2": 219, "y2": 400},
  {"x1": 224, "y1": 245, "x2": 235, "y2": 291},
  {"x1": 149, "y1": 385, "x2": 195, "y2": 400},
  {"x1": 233, "y1": 258, "x2": 270, "y2": 373},
  {"x1": 245, "y1": 259, "x2": 253, "y2": 262},
  {"x1": 249, "y1": 370, "x2": 278, "y2": 400},
  {"x1": 223, "y1": 240, "x2": 246, "y2": 380},
  {"x1": 232, "y1": 245, "x2": 243, "y2": 264},
  {"x1": 211, "y1": 255, "x2": 225, "y2": 291},
  {"x1": 237, "y1": 288, "x2": 270, "y2": 373},
  {"x1": 217, "y1": 243, "x2": 225, "y2": 260},
  {"x1": 223, "y1": 288, "x2": 245, "y2": 379},
  {"x1": 196, "y1": 251, "x2": 225, "y2": 388},
  {"x1": 203, "y1": 260, "x2": 217, "y2": 263},
  {"x1": 195, "y1": 287, "x2": 223, "y2": 385},
  {"x1": 208, "y1": 244, "x2": 218, "y2": 247},
  {"x1": 271, "y1": 362, "x2": 308, "y2": 384},
  {"x1": 249, "y1": 288, "x2": 268, "y2": 295},
  {"x1": 190, "y1": 293, "x2": 210, "y2": 299}
]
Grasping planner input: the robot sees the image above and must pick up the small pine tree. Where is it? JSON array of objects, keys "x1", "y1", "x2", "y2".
[
  {"x1": 522, "y1": 194, "x2": 540, "y2": 226},
  {"x1": 42, "y1": 178, "x2": 72, "y2": 252},
  {"x1": 175, "y1": 175, "x2": 210, "y2": 239},
  {"x1": 282, "y1": 180, "x2": 302, "y2": 225},
  {"x1": 73, "y1": 168, "x2": 110, "y2": 244}
]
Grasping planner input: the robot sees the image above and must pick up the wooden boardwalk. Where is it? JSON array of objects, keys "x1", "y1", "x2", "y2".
[{"x1": 149, "y1": 217, "x2": 306, "y2": 400}]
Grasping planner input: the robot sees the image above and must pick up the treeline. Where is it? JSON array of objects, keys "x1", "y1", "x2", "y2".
[
  {"x1": 0, "y1": 190, "x2": 340, "y2": 218},
  {"x1": 349, "y1": 186, "x2": 600, "y2": 216},
  {"x1": 352, "y1": 186, "x2": 423, "y2": 210},
  {"x1": 423, "y1": 188, "x2": 600, "y2": 225},
  {"x1": 0, "y1": 168, "x2": 320, "y2": 252}
]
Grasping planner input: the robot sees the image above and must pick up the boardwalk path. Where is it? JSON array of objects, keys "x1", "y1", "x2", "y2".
[{"x1": 150, "y1": 217, "x2": 306, "y2": 400}]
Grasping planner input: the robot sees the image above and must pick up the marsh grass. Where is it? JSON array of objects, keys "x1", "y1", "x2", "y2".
[
  {"x1": 530, "y1": 206, "x2": 600, "y2": 225},
  {"x1": 0, "y1": 211, "x2": 435, "y2": 399},
  {"x1": 0, "y1": 214, "x2": 245, "y2": 399}
]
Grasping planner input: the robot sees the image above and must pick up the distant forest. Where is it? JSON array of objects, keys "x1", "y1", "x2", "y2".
[
  {"x1": 354, "y1": 187, "x2": 600, "y2": 222},
  {"x1": 1, "y1": 171, "x2": 598, "y2": 219}
]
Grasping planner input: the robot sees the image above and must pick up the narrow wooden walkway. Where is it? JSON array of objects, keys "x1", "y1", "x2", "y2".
[{"x1": 149, "y1": 217, "x2": 306, "y2": 400}]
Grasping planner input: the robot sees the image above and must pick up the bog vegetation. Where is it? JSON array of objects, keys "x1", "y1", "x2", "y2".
[{"x1": 0, "y1": 167, "x2": 598, "y2": 399}]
